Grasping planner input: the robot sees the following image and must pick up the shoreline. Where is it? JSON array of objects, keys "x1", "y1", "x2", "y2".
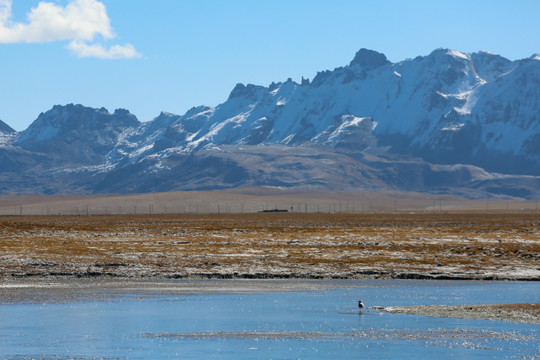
[
  {"x1": 383, "y1": 304, "x2": 540, "y2": 324},
  {"x1": 0, "y1": 277, "x2": 365, "y2": 304},
  {"x1": 2, "y1": 271, "x2": 539, "y2": 281}
]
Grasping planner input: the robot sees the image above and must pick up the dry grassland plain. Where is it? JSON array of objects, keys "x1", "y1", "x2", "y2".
[{"x1": 1, "y1": 213, "x2": 538, "y2": 280}]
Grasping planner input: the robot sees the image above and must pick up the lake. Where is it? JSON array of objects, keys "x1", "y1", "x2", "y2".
[{"x1": 0, "y1": 280, "x2": 538, "y2": 359}]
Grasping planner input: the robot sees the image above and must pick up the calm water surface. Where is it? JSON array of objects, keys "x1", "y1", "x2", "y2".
[{"x1": 0, "y1": 280, "x2": 538, "y2": 359}]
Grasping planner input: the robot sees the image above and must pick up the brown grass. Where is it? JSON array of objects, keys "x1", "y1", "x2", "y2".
[{"x1": 1, "y1": 213, "x2": 539, "y2": 279}]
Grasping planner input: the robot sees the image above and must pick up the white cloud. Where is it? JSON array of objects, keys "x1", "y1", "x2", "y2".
[
  {"x1": 0, "y1": 0, "x2": 140, "y2": 59},
  {"x1": 68, "y1": 40, "x2": 141, "y2": 59},
  {"x1": 0, "y1": 0, "x2": 11, "y2": 26}
]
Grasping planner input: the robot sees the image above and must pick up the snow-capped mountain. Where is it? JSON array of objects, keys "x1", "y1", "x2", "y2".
[
  {"x1": 15, "y1": 104, "x2": 140, "y2": 166},
  {"x1": 1, "y1": 48, "x2": 539, "y2": 197},
  {"x1": 132, "y1": 48, "x2": 539, "y2": 174}
]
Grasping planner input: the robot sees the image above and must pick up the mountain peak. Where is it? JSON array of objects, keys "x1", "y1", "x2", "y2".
[
  {"x1": 428, "y1": 48, "x2": 470, "y2": 61},
  {"x1": 471, "y1": 50, "x2": 508, "y2": 61},
  {"x1": 228, "y1": 83, "x2": 247, "y2": 99},
  {"x1": 470, "y1": 51, "x2": 512, "y2": 81},
  {"x1": 476, "y1": 50, "x2": 499, "y2": 56},
  {"x1": 113, "y1": 108, "x2": 132, "y2": 117},
  {"x1": 349, "y1": 48, "x2": 390, "y2": 69},
  {"x1": 228, "y1": 83, "x2": 266, "y2": 100},
  {"x1": 184, "y1": 105, "x2": 213, "y2": 118},
  {"x1": 0, "y1": 119, "x2": 15, "y2": 134},
  {"x1": 16, "y1": 104, "x2": 140, "y2": 154}
]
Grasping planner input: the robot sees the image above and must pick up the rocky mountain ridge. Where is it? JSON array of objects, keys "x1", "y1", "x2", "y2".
[
  {"x1": 0, "y1": 119, "x2": 15, "y2": 134},
  {"x1": 1, "y1": 48, "x2": 539, "y2": 197}
]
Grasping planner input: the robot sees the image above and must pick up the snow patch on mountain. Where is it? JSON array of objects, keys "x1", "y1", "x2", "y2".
[{"x1": 0, "y1": 133, "x2": 16, "y2": 148}]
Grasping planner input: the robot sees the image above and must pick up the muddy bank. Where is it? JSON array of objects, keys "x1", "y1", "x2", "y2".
[
  {"x1": 1, "y1": 213, "x2": 539, "y2": 280},
  {"x1": 4, "y1": 271, "x2": 539, "y2": 281},
  {"x1": 383, "y1": 303, "x2": 540, "y2": 324},
  {"x1": 0, "y1": 277, "x2": 353, "y2": 304}
]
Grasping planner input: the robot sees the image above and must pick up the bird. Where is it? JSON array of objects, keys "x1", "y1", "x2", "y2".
[{"x1": 358, "y1": 300, "x2": 365, "y2": 309}]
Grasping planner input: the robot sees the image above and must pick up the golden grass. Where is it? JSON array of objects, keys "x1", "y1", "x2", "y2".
[{"x1": 1, "y1": 213, "x2": 539, "y2": 279}]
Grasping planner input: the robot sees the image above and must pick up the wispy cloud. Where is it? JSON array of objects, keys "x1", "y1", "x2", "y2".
[
  {"x1": 68, "y1": 40, "x2": 140, "y2": 59},
  {"x1": 0, "y1": 0, "x2": 140, "y2": 59}
]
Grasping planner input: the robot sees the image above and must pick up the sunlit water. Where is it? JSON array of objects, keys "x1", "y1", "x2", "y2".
[{"x1": 0, "y1": 280, "x2": 538, "y2": 359}]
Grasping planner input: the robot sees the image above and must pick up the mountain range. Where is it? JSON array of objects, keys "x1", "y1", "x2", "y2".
[{"x1": 1, "y1": 48, "x2": 539, "y2": 198}]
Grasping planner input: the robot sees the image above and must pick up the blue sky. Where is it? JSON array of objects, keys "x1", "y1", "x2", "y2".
[{"x1": 1, "y1": 0, "x2": 539, "y2": 131}]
